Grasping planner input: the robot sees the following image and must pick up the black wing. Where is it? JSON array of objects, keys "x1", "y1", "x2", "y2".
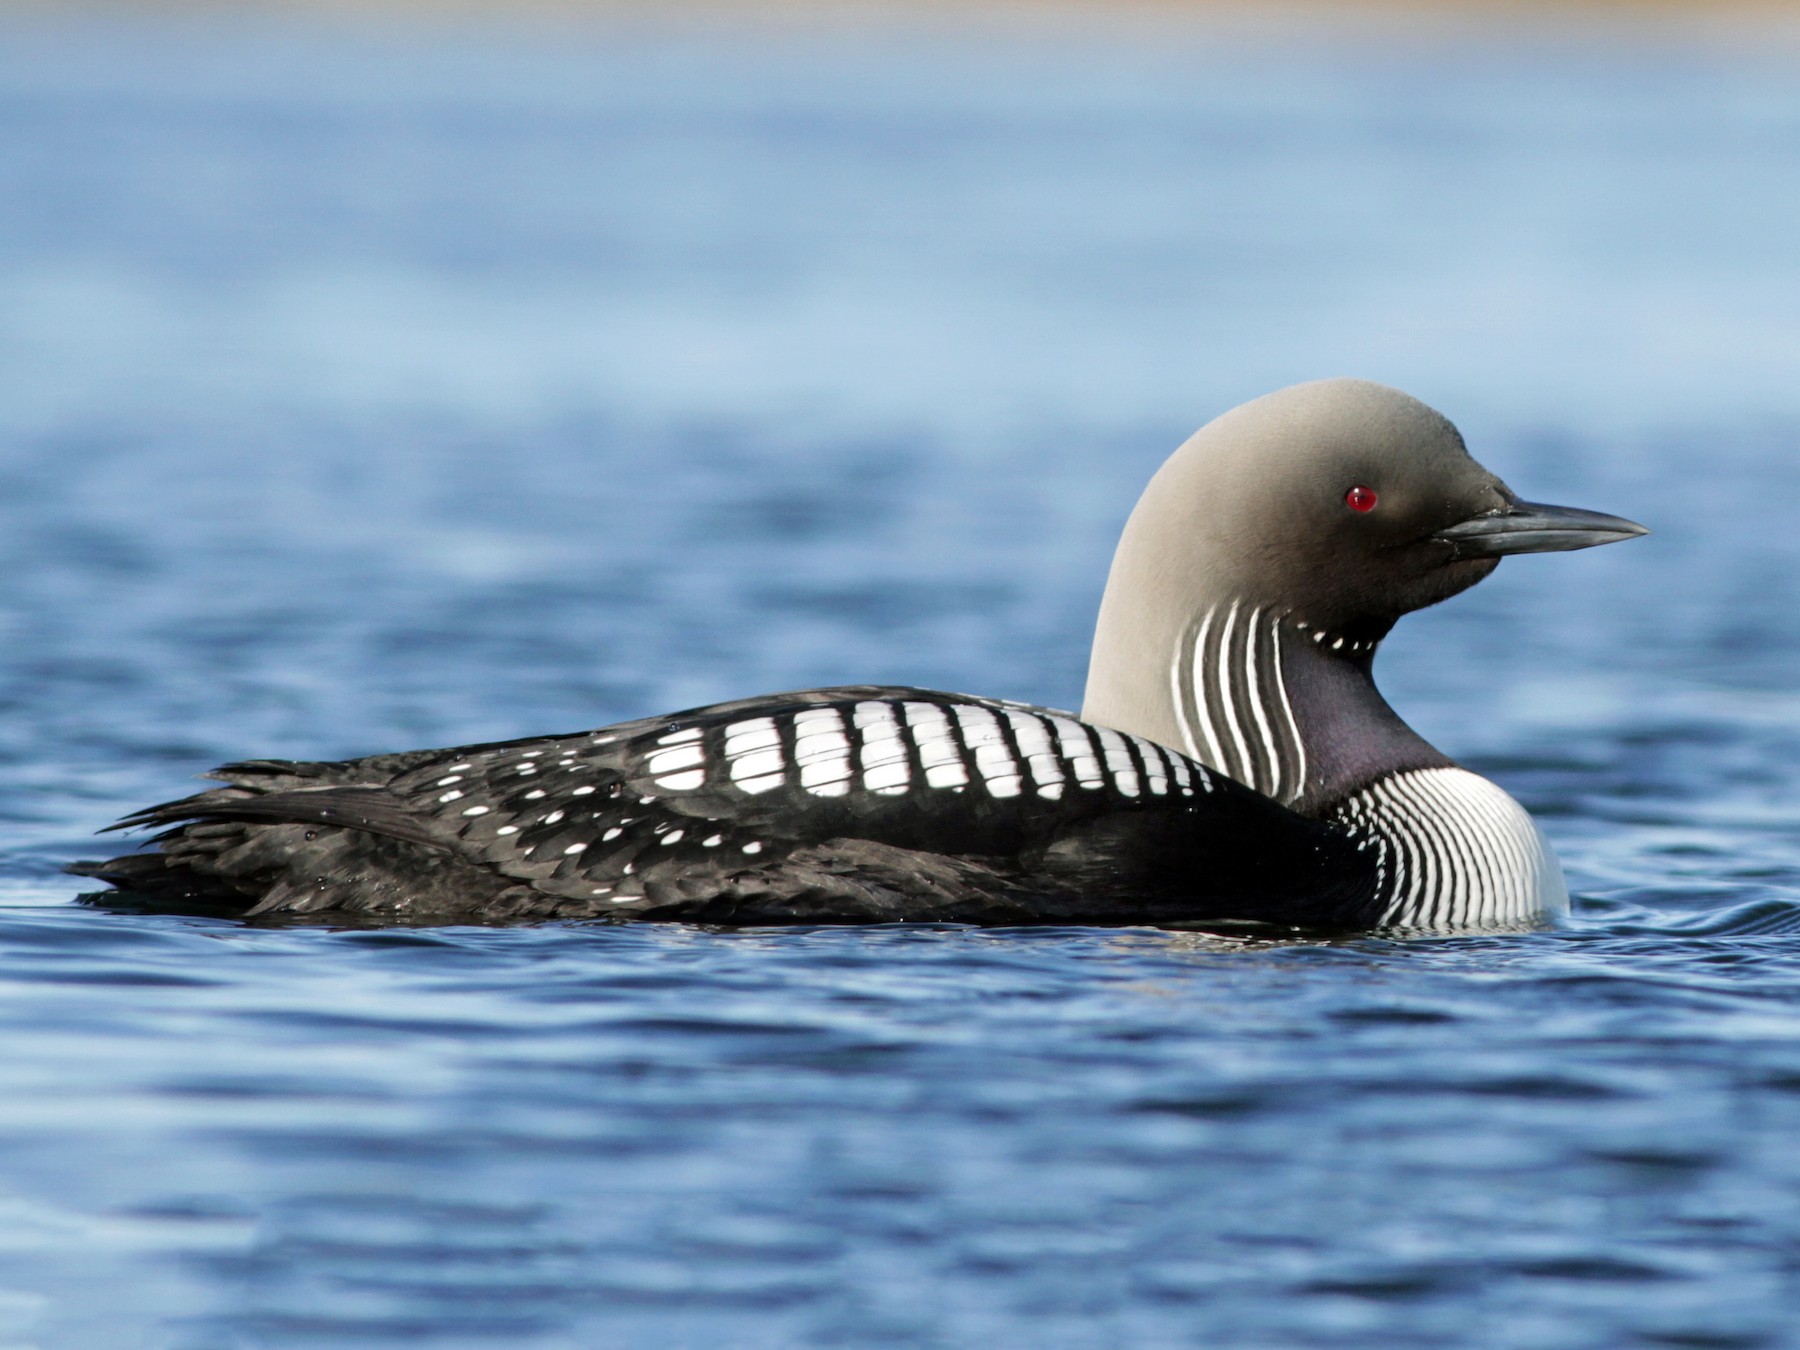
[{"x1": 74, "y1": 686, "x2": 1379, "y2": 927}]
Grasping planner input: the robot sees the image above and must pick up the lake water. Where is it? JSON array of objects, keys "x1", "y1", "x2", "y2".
[{"x1": 2, "y1": 10, "x2": 1800, "y2": 1346}]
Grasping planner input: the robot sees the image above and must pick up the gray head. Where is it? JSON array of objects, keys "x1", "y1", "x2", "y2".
[{"x1": 1081, "y1": 379, "x2": 1645, "y2": 807}]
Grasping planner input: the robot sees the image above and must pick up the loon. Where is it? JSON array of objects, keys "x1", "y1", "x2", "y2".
[{"x1": 74, "y1": 379, "x2": 1645, "y2": 932}]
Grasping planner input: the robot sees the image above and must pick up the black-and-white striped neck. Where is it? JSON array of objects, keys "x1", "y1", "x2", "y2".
[
  {"x1": 1170, "y1": 602, "x2": 1310, "y2": 807},
  {"x1": 1164, "y1": 605, "x2": 1562, "y2": 926},
  {"x1": 1167, "y1": 601, "x2": 1448, "y2": 815}
]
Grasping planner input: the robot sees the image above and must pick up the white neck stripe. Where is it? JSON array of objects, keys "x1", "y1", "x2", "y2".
[{"x1": 1173, "y1": 603, "x2": 1308, "y2": 806}]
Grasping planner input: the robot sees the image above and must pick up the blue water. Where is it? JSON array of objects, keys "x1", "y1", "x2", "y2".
[{"x1": 3, "y1": 11, "x2": 1800, "y2": 1346}]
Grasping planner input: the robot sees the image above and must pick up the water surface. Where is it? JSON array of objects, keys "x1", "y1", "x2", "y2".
[{"x1": 2, "y1": 14, "x2": 1799, "y2": 1347}]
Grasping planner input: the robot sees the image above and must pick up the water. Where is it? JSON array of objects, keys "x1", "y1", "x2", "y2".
[{"x1": 2, "y1": 11, "x2": 1800, "y2": 1346}]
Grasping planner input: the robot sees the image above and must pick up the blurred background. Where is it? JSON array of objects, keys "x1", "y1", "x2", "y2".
[
  {"x1": 6, "y1": 1, "x2": 1795, "y2": 781},
  {"x1": 2, "y1": 3, "x2": 1800, "y2": 1347}
]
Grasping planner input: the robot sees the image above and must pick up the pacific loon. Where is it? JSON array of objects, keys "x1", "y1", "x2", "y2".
[{"x1": 74, "y1": 379, "x2": 1646, "y2": 932}]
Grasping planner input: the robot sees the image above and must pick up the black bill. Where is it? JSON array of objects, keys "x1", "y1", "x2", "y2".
[{"x1": 1433, "y1": 500, "x2": 1649, "y2": 560}]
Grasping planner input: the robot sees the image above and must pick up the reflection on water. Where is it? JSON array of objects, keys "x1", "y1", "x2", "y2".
[{"x1": 1, "y1": 12, "x2": 1799, "y2": 1347}]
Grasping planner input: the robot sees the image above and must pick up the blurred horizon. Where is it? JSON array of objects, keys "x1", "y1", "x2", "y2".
[
  {"x1": 2, "y1": 0, "x2": 1797, "y2": 27},
  {"x1": 5, "y1": 9, "x2": 1800, "y2": 1348}
]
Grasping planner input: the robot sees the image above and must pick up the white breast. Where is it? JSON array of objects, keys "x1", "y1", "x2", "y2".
[{"x1": 1333, "y1": 767, "x2": 1568, "y2": 931}]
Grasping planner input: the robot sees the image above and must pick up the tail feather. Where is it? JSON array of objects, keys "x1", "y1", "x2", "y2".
[
  {"x1": 112, "y1": 785, "x2": 448, "y2": 849},
  {"x1": 70, "y1": 822, "x2": 262, "y2": 903},
  {"x1": 203, "y1": 758, "x2": 324, "y2": 785},
  {"x1": 73, "y1": 753, "x2": 461, "y2": 911},
  {"x1": 105, "y1": 786, "x2": 255, "y2": 833}
]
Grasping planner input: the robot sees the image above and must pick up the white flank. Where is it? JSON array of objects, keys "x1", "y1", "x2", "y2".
[
  {"x1": 904, "y1": 702, "x2": 968, "y2": 789},
  {"x1": 1094, "y1": 726, "x2": 1140, "y2": 797},
  {"x1": 863, "y1": 761, "x2": 910, "y2": 792},
  {"x1": 1166, "y1": 751, "x2": 1197, "y2": 795},
  {"x1": 1132, "y1": 736, "x2": 1170, "y2": 795},
  {"x1": 794, "y1": 707, "x2": 853, "y2": 796},
  {"x1": 1047, "y1": 716, "x2": 1105, "y2": 789},
  {"x1": 730, "y1": 748, "x2": 784, "y2": 780},
  {"x1": 724, "y1": 717, "x2": 781, "y2": 755},
  {"x1": 726, "y1": 717, "x2": 789, "y2": 793},
  {"x1": 953, "y1": 705, "x2": 1022, "y2": 798},
  {"x1": 1005, "y1": 711, "x2": 1066, "y2": 800},
  {"x1": 854, "y1": 701, "x2": 910, "y2": 795},
  {"x1": 645, "y1": 744, "x2": 706, "y2": 776}
]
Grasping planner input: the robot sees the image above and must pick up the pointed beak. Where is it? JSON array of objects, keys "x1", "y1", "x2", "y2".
[{"x1": 1431, "y1": 499, "x2": 1649, "y2": 560}]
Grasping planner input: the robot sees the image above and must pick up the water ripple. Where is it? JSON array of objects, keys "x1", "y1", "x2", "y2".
[{"x1": 2, "y1": 15, "x2": 1800, "y2": 1350}]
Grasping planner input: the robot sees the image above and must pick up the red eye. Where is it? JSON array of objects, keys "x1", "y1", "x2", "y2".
[{"x1": 1345, "y1": 485, "x2": 1378, "y2": 513}]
